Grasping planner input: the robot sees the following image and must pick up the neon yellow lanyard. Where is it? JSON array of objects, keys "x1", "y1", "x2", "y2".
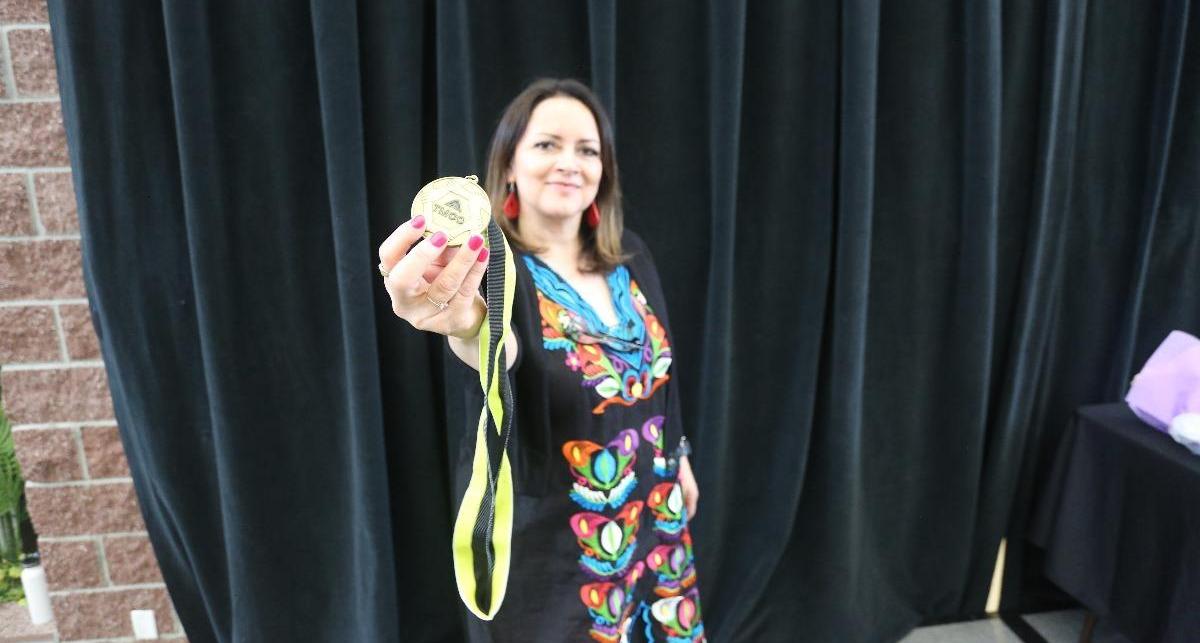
[{"x1": 451, "y1": 218, "x2": 517, "y2": 620}]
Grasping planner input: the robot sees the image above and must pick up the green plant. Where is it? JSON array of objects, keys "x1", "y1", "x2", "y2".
[
  {"x1": 0, "y1": 558, "x2": 23, "y2": 604},
  {"x1": 0, "y1": 398, "x2": 25, "y2": 561},
  {"x1": 0, "y1": 394, "x2": 29, "y2": 604}
]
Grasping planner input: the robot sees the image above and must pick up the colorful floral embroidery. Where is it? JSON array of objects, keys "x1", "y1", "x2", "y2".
[
  {"x1": 646, "y1": 531, "x2": 697, "y2": 598},
  {"x1": 649, "y1": 589, "x2": 705, "y2": 642},
  {"x1": 562, "y1": 417, "x2": 705, "y2": 641},
  {"x1": 571, "y1": 502, "x2": 644, "y2": 579},
  {"x1": 640, "y1": 415, "x2": 671, "y2": 477},
  {"x1": 646, "y1": 482, "x2": 686, "y2": 540},
  {"x1": 525, "y1": 256, "x2": 673, "y2": 414},
  {"x1": 579, "y1": 561, "x2": 646, "y2": 642},
  {"x1": 562, "y1": 429, "x2": 640, "y2": 511}
]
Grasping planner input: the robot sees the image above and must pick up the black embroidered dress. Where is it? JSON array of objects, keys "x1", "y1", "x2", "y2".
[{"x1": 454, "y1": 230, "x2": 706, "y2": 643}]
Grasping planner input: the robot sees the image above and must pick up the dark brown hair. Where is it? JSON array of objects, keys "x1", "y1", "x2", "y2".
[{"x1": 485, "y1": 78, "x2": 627, "y2": 273}]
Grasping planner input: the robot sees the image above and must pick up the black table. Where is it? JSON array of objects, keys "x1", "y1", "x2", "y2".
[{"x1": 1031, "y1": 403, "x2": 1200, "y2": 643}]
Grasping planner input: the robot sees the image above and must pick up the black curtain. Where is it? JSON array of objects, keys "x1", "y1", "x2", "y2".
[{"x1": 47, "y1": 0, "x2": 1199, "y2": 641}]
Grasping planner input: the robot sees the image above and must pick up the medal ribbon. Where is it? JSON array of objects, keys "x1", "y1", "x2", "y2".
[{"x1": 451, "y1": 218, "x2": 517, "y2": 620}]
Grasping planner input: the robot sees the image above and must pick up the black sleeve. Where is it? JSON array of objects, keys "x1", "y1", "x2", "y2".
[
  {"x1": 504, "y1": 257, "x2": 555, "y2": 496},
  {"x1": 622, "y1": 230, "x2": 687, "y2": 458}
]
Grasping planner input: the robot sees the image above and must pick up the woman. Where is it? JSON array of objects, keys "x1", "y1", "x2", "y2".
[{"x1": 378, "y1": 79, "x2": 705, "y2": 642}]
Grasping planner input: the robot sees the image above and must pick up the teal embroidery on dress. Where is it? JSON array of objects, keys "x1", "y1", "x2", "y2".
[{"x1": 524, "y1": 256, "x2": 673, "y2": 414}]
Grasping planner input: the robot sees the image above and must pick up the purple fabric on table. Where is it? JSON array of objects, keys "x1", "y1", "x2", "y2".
[{"x1": 1125, "y1": 330, "x2": 1200, "y2": 432}]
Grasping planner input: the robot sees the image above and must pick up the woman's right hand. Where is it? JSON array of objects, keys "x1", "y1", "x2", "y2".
[{"x1": 378, "y1": 215, "x2": 490, "y2": 339}]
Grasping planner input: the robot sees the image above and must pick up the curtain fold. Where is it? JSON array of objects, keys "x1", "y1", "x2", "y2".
[
  {"x1": 971, "y1": 0, "x2": 1088, "y2": 614},
  {"x1": 48, "y1": 1, "x2": 1199, "y2": 641}
]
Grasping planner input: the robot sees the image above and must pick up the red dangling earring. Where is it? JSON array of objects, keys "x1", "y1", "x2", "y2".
[
  {"x1": 503, "y1": 182, "x2": 519, "y2": 220},
  {"x1": 586, "y1": 202, "x2": 601, "y2": 228}
]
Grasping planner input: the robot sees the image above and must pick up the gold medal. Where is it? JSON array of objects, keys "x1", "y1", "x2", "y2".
[{"x1": 411, "y1": 175, "x2": 492, "y2": 246}]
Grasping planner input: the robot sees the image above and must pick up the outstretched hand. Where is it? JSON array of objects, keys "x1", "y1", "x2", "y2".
[{"x1": 378, "y1": 215, "x2": 490, "y2": 339}]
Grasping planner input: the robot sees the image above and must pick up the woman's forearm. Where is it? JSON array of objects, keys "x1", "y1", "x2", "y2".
[
  {"x1": 447, "y1": 332, "x2": 482, "y2": 371},
  {"x1": 446, "y1": 303, "x2": 519, "y2": 372}
]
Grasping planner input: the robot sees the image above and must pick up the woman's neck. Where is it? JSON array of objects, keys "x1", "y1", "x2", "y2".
[{"x1": 521, "y1": 213, "x2": 583, "y2": 274}]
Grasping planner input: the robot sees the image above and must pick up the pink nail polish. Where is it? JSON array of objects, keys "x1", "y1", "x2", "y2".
[
  {"x1": 412, "y1": 215, "x2": 425, "y2": 228},
  {"x1": 430, "y1": 231, "x2": 447, "y2": 247},
  {"x1": 477, "y1": 248, "x2": 490, "y2": 263},
  {"x1": 468, "y1": 235, "x2": 484, "y2": 251}
]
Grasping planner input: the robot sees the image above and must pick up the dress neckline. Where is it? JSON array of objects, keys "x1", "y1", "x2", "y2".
[{"x1": 523, "y1": 254, "x2": 636, "y2": 336}]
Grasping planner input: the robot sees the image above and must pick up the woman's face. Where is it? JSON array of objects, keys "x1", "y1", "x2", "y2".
[{"x1": 508, "y1": 96, "x2": 603, "y2": 222}]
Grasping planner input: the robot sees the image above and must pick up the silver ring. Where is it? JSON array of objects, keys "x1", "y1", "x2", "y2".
[
  {"x1": 426, "y1": 295, "x2": 449, "y2": 311},
  {"x1": 378, "y1": 262, "x2": 390, "y2": 278}
]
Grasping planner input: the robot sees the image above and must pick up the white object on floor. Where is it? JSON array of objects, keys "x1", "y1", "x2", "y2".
[
  {"x1": 20, "y1": 560, "x2": 52, "y2": 625},
  {"x1": 1170, "y1": 412, "x2": 1200, "y2": 455},
  {"x1": 131, "y1": 609, "x2": 159, "y2": 639}
]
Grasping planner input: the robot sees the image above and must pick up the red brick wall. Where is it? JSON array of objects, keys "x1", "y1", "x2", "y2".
[{"x1": 1, "y1": 1, "x2": 184, "y2": 639}]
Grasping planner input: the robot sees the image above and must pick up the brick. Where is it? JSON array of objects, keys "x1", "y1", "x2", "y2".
[
  {"x1": 1, "y1": 367, "x2": 113, "y2": 425},
  {"x1": 32, "y1": 172, "x2": 77, "y2": 234},
  {"x1": 0, "y1": 0, "x2": 48, "y2": 22},
  {"x1": 8, "y1": 28, "x2": 56, "y2": 96},
  {"x1": 0, "y1": 239, "x2": 85, "y2": 300},
  {"x1": 0, "y1": 173, "x2": 34, "y2": 235},
  {"x1": 58, "y1": 303, "x2": 99, "y2": 360},
  {"x1": 81, "y1": 425, "x2": 128, "y2": 478},
  {"x1": 0, "y1": 305, "x2": 59, "y2": 362},
  {"x1": 51, "y1": 587, "x2": 177, "y2": 640},
  {"x1": 38, "y1": 539, "x2": 103, "y2": 590},
  {"x1": 24, "y1": 482, "x2": 144, "y2": 536},
  {"x1": 104, "y1": 535, "x2": 163, "y2": 585},
  {"x1": 0, "y1": 103, "x2": 69, "y2": 166},
  {"x1": 11, "y1": 427, "x2": 80, "y2": 482}
]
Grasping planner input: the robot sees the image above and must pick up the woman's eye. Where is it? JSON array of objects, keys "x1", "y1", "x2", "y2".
[
  {"x1": 534, "y1": 141, "x2": 555, "y2": 150},
  {"x1": 581, "y1": 148, "x2": 600, "y2": 157}
]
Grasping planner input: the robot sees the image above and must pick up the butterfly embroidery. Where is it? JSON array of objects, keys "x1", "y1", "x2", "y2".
[
  {"x1": 570, "y1": 502, "x2": 644, "y2": 579},
  {"x1": 649, "y1": 589, "x2": 705, "y2": 642},
  {"x1": 563, "y1": 429, "x2": 640, "y2": 511},
  {"x1": 646, "y1": 531, "x2": 698, "y2": 598},
  {"x1": 579, "y1": 562, "x2": 646, "y2": 642},
  {"x1": 646, "y1": 481, "x2": 686, "y2": 539}
]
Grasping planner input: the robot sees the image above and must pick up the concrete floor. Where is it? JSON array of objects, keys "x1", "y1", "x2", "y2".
[{"x1": 900, "y1": 610, "x2": 1134, "y2": 643}]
